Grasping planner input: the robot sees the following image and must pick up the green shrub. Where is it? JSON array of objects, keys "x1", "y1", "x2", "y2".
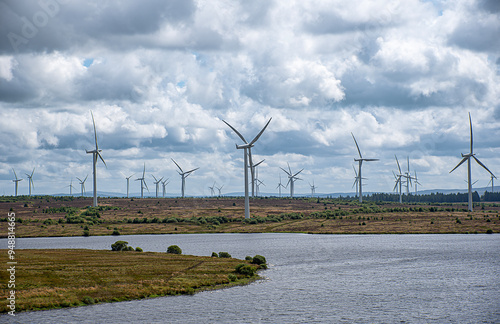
[
  {"x1": 245, "y1": 256, "x2": 252, "y2": 261},
  {"x1": 167, "y1": 245, "x2": 182, "y2": 254},
  {"x1": 111, "y1": 241, "x2": 129, "y2": 251},
  {"x1": 211, "y1": 252, "x2": 218, "y2": 257},
  {"x1": 135, "y1": 247, "x2": 143, "y2": 252},
  {"x1": 82, "y1": 296, "x2": 95, "y2": 305},
  {"x1": 126, "y1": 246, "x2": 134, "y2": 251},
  {"x1": 235, "y1": 264, "x2": 256, "y2": 276},
  {"x1": 218, "y1": 252, "x2": 231, "y2": 258},
  {"x1": 83, "y1": 229, "x2": 90, "y2": 237},
  {"x1": 112, "y1": 229, "x2": 120, "y2": 235},
  {"x1": 486, "y1": 229, "x2": 493, "y2": 234},
  {"x1": 228, "y1": 274, "x2": 237, "y2": 282},
  {"x1": 251, "y1": 255, "x2": 266, "y2": 265}
]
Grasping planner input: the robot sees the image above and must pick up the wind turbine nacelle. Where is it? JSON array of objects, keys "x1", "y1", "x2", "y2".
[{"x1": 236, "y1": 143, "x2": 253, "y2": 150}]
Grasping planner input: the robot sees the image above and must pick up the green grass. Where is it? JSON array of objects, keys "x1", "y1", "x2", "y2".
[{"x1": 0, "y1": 249, "x2": 261, "y2": 313}]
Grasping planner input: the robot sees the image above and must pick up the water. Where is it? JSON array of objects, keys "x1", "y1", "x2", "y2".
[{"x1": 2, "y1": 234, "x2": 499, "y2": 323}]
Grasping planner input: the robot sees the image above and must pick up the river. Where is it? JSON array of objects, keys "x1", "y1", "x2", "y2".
[{"x1": 2, "y1": 233, "x2": 499, "y2": 323}]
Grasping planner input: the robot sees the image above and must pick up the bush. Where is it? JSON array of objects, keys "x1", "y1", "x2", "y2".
[
  {"x1": 235, "y1": 264, "x2": 256, "y2": 276},
  {"x1": 167, "y1": 245, "x2": 182, "y2": 254},
  {"x1": 126, "y1": 246, "x2": 134, "y2": 251},
  {"x1": 245, "y1": 256, "x2": 252, "y2": 261},
  {"x1": 228, "y1": 274, "x2": 237, "y2": 282},
  {"x1": 218, "y1": 252, "x2": 231, "y2": 258},
  {"x1": 112, "y1": 229, "x2": 120, "y2": 235},
  {"x1": 83, "y1": 229, "x2": 90, "y2": 237},
  {"x1": 135, "y1": 247, "x2": 143, "y2": 252},
  {"x1": 251, "y1": 255, "x2": 266, "y2": 265},
  {"x1": 211, "y1": 252, "x2": 218, "y2": 257},
  {"x1": 486, "y1": 229, "x2": 493, "y2": 234},
  {"x1": 82, "y1": 296, "x2": 95, "y2": 305},
  {"x1": 111, "y1": 241, "x2": 129, "y2": 251}
]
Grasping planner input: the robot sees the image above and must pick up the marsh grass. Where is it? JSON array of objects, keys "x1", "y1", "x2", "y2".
[{"x1": 0, "y1": 249, "x2": 258, "y2": 313}]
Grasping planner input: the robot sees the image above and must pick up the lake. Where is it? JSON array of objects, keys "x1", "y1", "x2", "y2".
[{"x1": 2, "y1": 233, "x2": 499, "y2": 323}]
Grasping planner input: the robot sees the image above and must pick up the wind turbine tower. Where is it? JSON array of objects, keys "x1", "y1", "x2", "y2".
[
  {"x1": 12, "y1": 169, "x2": 22, "y2": 197},
  {"x1": 394, "y1": 156, "x2": 404, "y2": 203},
  {"x1": 26, "y1": 168, "x2": 35, "y2": 197},
  {"x1": 67, "y1": 179, "x2": 76, "y2": 196},
  {"x1": 309, "y1": 181, "x2": 317, "y2": 198},
  {"x1": 135, "y1": 163, "x2": 148, "y2": 198},
  {"x1": 351, "y1": 133, "x2": 379, "y2": 203},
  {"x1": 276, "y1": 174, "x2": 286, "y2": 198},
  {"x1": 76, "y1": 175, "x2": 88, "y2": 197},
  {"x1": 487, "y1": 174, "x2": 496, "y2": 193},
  {"x1": 450, "y1": 113, "x2": 496, "y2": 212},
  {"x1": 281, "y1": 163, "x2": 303, "y2": 198},
  {"x1": 86, "y1": 111, "x2": 106, "y2": 207},
  {"x1": 152, "y1": 175, "x2": 164, "y2": 198},
  {"x1": 209, "y1": 182, "x2": 216, "y2": 197},
  {"x1": 216, "y1": 184, "x2": 224, "y2": 197},
  {"x1": 223, "y1": 118, "x2": 272, "y2": 219},
  {"x1": 172, "y1": 159, "x2": 199, "y2": 198},
  {"x1": 250, "y1": 159, "x2": 265, "y2": 197}
]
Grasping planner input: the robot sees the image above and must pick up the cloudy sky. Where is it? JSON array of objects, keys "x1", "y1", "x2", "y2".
[{"x1": 0, "y1": 0, "x2": 499, "y2": 197}]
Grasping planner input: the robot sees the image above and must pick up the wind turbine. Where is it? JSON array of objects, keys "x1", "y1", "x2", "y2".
[
  {"x1": 352, "y1": 165, "x2": 365, "y2": 198},
  {"x1": 223, "y1": 118, "x2": 272, "y2": 219},
  {"x1": 352, "y1": 133, "x2": 379, "y2": 203},
  {"x1": 209, "y1": 182, "x2": 216, "y2": 197},
  {"x1": 125, "y1": 173, "x2": 135, "y2": 198},
  {"x1": 172, "y1": 159, "x2": 199, "y2": 198},
  {"x1": 152, "y1": 175, "x2": 164, "y2": 198},
  {"x1": 161, "y1": 178, "x2": 170, "y2": 197},
  {"x1": 86, "y1": 111, "x2": 106, "y2": 207},
  {"x1": 12, "y1": 169, "x2": 22, "y2": 197},
  {"x1": 135, "y1": 163, "x2": 148, "y2": 198},
  {"x1": 254, "y1": 168, "x2": 265, "y2": 197},
  {"x1": 486, "y1": 174, "x2": 496, "y2": 193},
  {"x1": 450, "y1": 113, "x2": 496, "y2": 212},
  {"x1": 276, "y1": 174, "x2": 286, "y2": 198},
  {"x1": 309, "y1": 181, "x2": 317, "y2": 198},
  {"x1": 67, "y1": 179, "x2": 76, "y2": 196},
  {"x1": 76, "y1": 175, "x2": 88, "y2": 197},
  {"x1": 414, "y1": 171, "x2": 422, "y2": 195},
  {"x1": 251, "y1": 159, "x2": 265, "y2": 197},
  {"x1": 25, "y1": 168, "x2": 35, "y2": 197},
  {"x1": 281, "y1": 163, "x2": 303, "y2": 198},
  {"x1": 216, "y1": 184, "x2": 224, "y2": 197},
  {"x1": 394, "y1": 156, "x2": 404, "y2": 203}
]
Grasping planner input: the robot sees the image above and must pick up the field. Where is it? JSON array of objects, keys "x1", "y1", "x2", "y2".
[
  {"x1": 1, "y1": 196, "x2": 498, "y2": 237},
  {"x1": 0, "y1": 249, "x2": 261, "y2": 313}
]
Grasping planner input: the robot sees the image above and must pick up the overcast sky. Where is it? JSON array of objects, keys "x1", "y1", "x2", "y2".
[{"x1": 0, "y1": 0, "x2": 499, "y2": 197}]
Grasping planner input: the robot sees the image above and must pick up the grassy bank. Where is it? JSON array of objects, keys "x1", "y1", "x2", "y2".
[
  {"x1": 0, "y1": 249, "x2": 261, "y2": 313},
  {"x1": 0, "y1": 196, "x2": 499, "y2": 237}
]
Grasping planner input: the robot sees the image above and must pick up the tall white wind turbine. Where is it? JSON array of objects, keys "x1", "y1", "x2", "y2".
[
  {"x1": 351, "y1": 133, "x2": 379, "y2": 203},
  {"x1": 394, "y1": 155, "x2": 404, "y2": 203},
  {"x1": 135, "y1": 163, "x2": 148, "y2": 198},
  {"x1": 86, "y1": 111, "x2": 106, "y2": 207},
  {"x1": 251, "y1": 159, "x2": 265, "y2": 197},
  {"x1": 414, "y1": 171, "x2": 422, "y2": 195},
  {"x1": 76, "y1": 175, "x2": 88, "y2": 197},
  {"x1": 309, "y1": 181, "x2": 317, "y2": 198},
  {"x1": 209, "y1": 182, "x2": 216, "y2": 197},
  {"x1": 67, "y1": 179, "x2": 76, "y2": 196},
  {"x1": 12, "y1": 169, "x2": 22, "y2": 197},
  {"x1": 216, "y1": 184, "x2": 224, "y2": 197},
  {"x1": 172, "y1": 159, "x2": 199, "y2": 198},
  {"x1": 281, "y1": 163, "x2": 303, "y2": 198},
  {"x1": 26, "y1": 168, "x2": 35, "y2": 197},
  {"x1": 450, "y1": 113, "x2": 496, "y2": 212},
  {"x1": 223, "y1": 118, "x2": 272, "y2": 219},
  {"x1": 152, "y1": 175, "x2": 164, "y2": 198},
  {"x1": 486, "y1": 174, "x2": 496, "y2": 193}
]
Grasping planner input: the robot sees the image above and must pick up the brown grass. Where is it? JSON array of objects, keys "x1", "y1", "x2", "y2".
[
  {"x1": 0, "y1": 249, "x2": 259, "y2": 313},
  {"x1": 0, "y1": 196, "x2": 498, "y2": 237}
]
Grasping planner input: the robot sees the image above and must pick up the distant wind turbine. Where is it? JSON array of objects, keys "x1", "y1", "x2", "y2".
[
  {"x1": 394, "y1": 156, "x2": 404, "y2": 203},
  {"x1": 281, "y1": 163, "x2": 303, "y2": 198},
  {"x1": 86, "y1": 111, "x2": 106, "y2": 207},
  {"x1": 67, "y1": 179, "x2": 76, "y2": 196},
  {"x1": 209, "y1": 182, "x2": 216, "y2": 197},
  {"x1": 276, "y1": 174, "x2": 286, "y2": 198},
  {"x1": 125, "y1": 173, "x2": 135, "y2": 198},
  {"x1": 352, "y1": 133, "x2": 379, "y2": 203},
  {"x1": 309, "y1": 181, "x2": 317, "y2": 198},
  {"x1": 76, "y1": 175, "x2": 88, "y2": 197},
  {"x1": 223, "y1": 117, "x2": 272, "y2": 219},
  {"x1": 172, "y1": 159, "x2": 199, "y2": 198},
  {"x1": 487, "y1": 174, "x2": 496, "y2": 193},
  {"x1": 12, "y1": 169, "x2": 23, "y2": 197},
  {"x1": 161, "y1": 178, "x2": 170, "y2": 197},
  {"x1": 450, "y1": 113, "x2": 496, "y2": 212},
  {"x1": 216, "y1": 184, "x2": 224, "y2": 197},
  {"x1": 135, "y1": 163, "x2": 149, "y2": 198},
  {"x1": 251, "y1": 159, "x2": 265, "y2": 197},
  {"x1": 414, "y1": 171, "x2": 422, "y2": 195},
  {"x1": 254, "y1": 168, "x2": 265, "y2": 197},
  {"x1": 152, "y1": 175, "x2": 164, "y2": 198},
  {"x1": 26, "y1": 168, "x2": 35, "y2": 197}
]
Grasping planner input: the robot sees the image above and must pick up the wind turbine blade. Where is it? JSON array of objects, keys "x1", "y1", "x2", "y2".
[
  {"x1": 364, "y1": 159, "x2": 379, "y2": 162},
  {"x1": 222, "y1": 120, "x2": 248, "y2": 144},
  {"x1": 280, "y1": 167, "x2": 291, "y2": 176},
  {"x1": 249, "y1": 117, "x2": 272, "y2": 145},
  {"x1": 171, "y1": 159, "x2": 183, "y2": 173},
  {"x1": 31, "y1": 168, "x2": 35, "y2": 177},
  {"x1": 351, "y1": 133, "x2": 362, "y2": 159},
  {"x1": 152, "y1": 175, "x2": 158, "y2": 182},
  {"x1": 293, "y1": 169, "x2": 304, "y2": 177},
  {"x1": 12, "y1": 168, "x2": 18, "y2": 180},
  {"x1": 469, "y1": 112, "x2": 473, "y2": 154},
  {"x1": 90, "y1": 110, "x2": 99, "y2": 150},
  {"x1": 472, "y1": 155, "x2": 496, "y2": 177},
  {"x1": 186, "y1": 167, "x2": 199, "y2": 174},
  {"x1": 97, "y1": 151, "x2": 106, "y2": 167},
  {"x1": 84, "y1": 174, "x2": 88, "y2": 182},
  {"x1": 287, "y1": 162, "x2": 292, "y2": 175},
  {"x1": 76, "y1": 177, "x2": 82, "y2": 182},
  {"x1": 450, "y1": 156, "x2": 469, "y2": 173},
  {"x1": 254, "y1": 159, "x2": 265, "y2": 167}
]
